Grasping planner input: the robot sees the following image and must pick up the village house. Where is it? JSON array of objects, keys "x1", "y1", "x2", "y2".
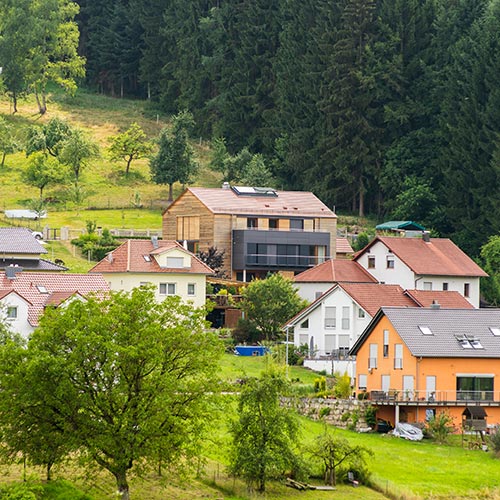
[
  {"x1": 353, "y1": 235, "x2": 488, "y2": 307},
  {"x1": 284, "y1": 283, "x2": 472, "y2": 376},
  {"x1": 349, "y1": 307, "x2": 500, "y2": 430},
  {"x1": 293, "y1": 259, "x2": 378, "y2": 302},
  {"x1": 0, "y1": 268, "x2": 109, "y2": 338},
  {"x1": 162, "y1": 184, "x2": 337, "y2": 281},
  {"x1": 0, "y1": 227, "x2": 66, "y2": 272},
  {"x1": 89, "y1": 238, "x2": 213, "y2": 308}
]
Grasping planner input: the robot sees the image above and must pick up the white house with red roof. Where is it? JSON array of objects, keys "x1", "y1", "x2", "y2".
[
  {"x1": 89, "y1": 239, "x2": 213, "y2": 308},
  {"x1": 284, "y1": 282, "x2": 473, "y2": 375},
  {"x1": 293, "y1": 259, "x2": 377, "y2": 301},
  {"x1": 354, "y1": 235, "x2": 488, "y2": 307},
  {"x1": 0, "y1": 269, "x2": 109, "y2": 338}
]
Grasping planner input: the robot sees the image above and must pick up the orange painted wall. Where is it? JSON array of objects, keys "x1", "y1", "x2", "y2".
[{"x1": 356, "y1": 315, "x2": 500, "y2": 428}]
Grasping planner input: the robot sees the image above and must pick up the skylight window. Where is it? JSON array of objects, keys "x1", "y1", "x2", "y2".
[
  {"x1": 418, "y1": 326, "x2": 433, "y2": 335},
  {"x1": 143, "y1": 255, "x2": 151, "y2": 262},
  {"x1": 455, "y1": 334, "x2": 483, "y2": 349},
  {"x1": 490, "y1": 327, "x2": 500, "y2": 337},
  {"x1": 36, "y1": 285, "x2": 48, "y2": 293}
]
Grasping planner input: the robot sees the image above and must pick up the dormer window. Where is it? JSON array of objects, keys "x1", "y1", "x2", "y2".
[{"x1": 166, "y1": 257, "x2": 184, "y2": 268}]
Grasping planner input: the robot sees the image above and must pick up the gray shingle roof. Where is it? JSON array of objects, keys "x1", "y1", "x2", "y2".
[
  {"x1": 0, "y1": 228, "x2": 47, "y2": 254},
  {"x1": 382, "y1": 307, "x2": 500, "y2": 358}
]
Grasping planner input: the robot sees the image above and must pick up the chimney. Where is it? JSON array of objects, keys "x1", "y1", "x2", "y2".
[
  {"x1": 151, "y1": 236, "x2": 159, "y2": 249},
  {"x1": 222, "y1": 182, "x2": 230, "y2": 190},
  {"x1": 5, "y1": 265, "x2": 22, "y2": 280},
  {"x1": 430, "y1": 300, "x2": 440, "y2": 310},
  {"x1": 107, "y1": 252, "x2": 114, "y2": 264},
  {"x1": 422, "y1": 231, "x2": 431, "y2": 243}
]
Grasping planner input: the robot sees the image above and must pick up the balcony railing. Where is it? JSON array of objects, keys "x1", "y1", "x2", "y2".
[
  {"x1": 368, "y1": 389, "x2": 498, "y2": 403},
  {"x1": 246, "y1": 253, "x2": 326, "y2": 267}
]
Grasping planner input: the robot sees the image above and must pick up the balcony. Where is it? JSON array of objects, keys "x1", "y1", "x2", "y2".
[
  {"x1": 368, "y1": 389, "x2": 500, "y2": 406},
  {"x1": 232, "y1": 228, "x2": 330, "y2": 271}
]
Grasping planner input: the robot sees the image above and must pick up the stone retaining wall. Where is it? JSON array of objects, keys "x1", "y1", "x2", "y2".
[{"x1": 283, "y1": 397, "x2": 373, "y2": 431}]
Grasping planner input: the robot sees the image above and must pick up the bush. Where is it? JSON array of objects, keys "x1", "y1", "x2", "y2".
[
  {"x1": 333, "y1": 372, "x2": 352, "y2": 399},
  {"x1": 319, "y1": 407, "x2": 331, "y2": 418},
  {"x1": 425, "y1": 411, "x2": 455, "y2": 443},
  {"x1": 488, "y1": 427, "x2": 500, "y2": 456},
  {"x1": 364, "y1": 405, "x2": 377, "y2": 428},
  {"x1": 232, "y1": 318, "x2": 264, "y2": 344},
  {"x1": 314, "y1": 377, "x2": 327, "y2": 393}
]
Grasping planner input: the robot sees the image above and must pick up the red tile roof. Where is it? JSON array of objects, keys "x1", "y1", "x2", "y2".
[
  {"x1": 404, "y1": 289, "x2": 474, "y2": 309},
  {"x1": 294, "y1": 259, "x2": 377, "y2": 283},
  {"x1": 89, "y1": 240, "x2": 213, "y2": 275},
  {"x1": 339, "y1": 283, "x2": 416, "y2": 316},
  {"x1": 0, "y1": 272, "x2": 109, "y2": 326},
  {"x1": 169, "y1": 187, "x2": 336, "y2": 218},
  {"x1": 336, "y1": 237, "x2": 354, "y2": 255},
  {"x1": 355, "y1": 236, "x2": 488, "y2": 277}
]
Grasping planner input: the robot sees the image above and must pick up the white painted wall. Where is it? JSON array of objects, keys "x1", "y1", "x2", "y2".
[
  {"x1": 356, "y1": 240, "x2": 480, "y2": 307},
  {"x1": 292, "y1": 287, "x2": 371, "y2": 355},
  {"x1": 294, "y1": 282, "x2": 332, "y2": 302},
  {"x1": 102, "y1": 272, "x2": 207, "y2": 308},
  {"x1": 0, "y1": 294, "x2": 34, "y2": 338}
]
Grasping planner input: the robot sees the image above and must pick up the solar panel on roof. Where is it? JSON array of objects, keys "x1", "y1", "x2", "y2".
[{"x1": 231, "y1": 186, "x2": 277, "y2": 197}]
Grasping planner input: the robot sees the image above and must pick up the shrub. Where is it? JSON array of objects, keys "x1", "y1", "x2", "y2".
[
  {"x1": 488, "y1": 427, "x2": 500, "y2": 456},
  {"x1": 314, "y1": 377, "x2": 327, "y2": 393},
  {"x1": 364, "y1": 405, "x2": 377, "y2": 428},
  {"x1": 425, "y1": 411, "x2": 455, "y2": 443},
  {"x1": 319, "y1": 407, "x2": 331, "y2": 418},
  {"x1": 232, "y1": 318, "x2": 263, "y2": 344},
  {"x1": 333, "y1": 372, "x2": 352, "y2": 399}
]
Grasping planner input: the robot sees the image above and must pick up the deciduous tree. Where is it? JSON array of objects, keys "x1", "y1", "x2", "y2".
[
  {"x1": 150, "y1": 111, "x2": 198, "y2": 201},
  {"x1": 23, "y1": 152, "x2": 66, "y2": 199},
  {"x1": 108, "y1": 122, "x2": 153, "y2": 176},
  {"x1": 229, "y1": 370, "x2": 302, "y2": 492},
  {"x1": 3, "y1": 288, "x2": 223, "y2": 500},
  {"x1": 239, "y1": 273, "x2": 308, "y2": 341}
]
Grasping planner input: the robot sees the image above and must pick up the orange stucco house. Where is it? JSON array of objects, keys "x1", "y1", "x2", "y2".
[{"x1": 349, "y1": 306, "x2": 500, "y2": 431}]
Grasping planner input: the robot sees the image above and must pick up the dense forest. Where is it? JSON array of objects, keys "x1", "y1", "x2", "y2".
[{"x1": 1, "y1": 0, "x2": 499, "y2": 257}]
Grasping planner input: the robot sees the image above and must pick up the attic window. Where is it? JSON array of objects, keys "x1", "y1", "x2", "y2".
[
  {"x1": 143, "y1": 255, "x2": 151, "y2": 262},
  {"x1": 455, "y1": 334, "x2": 483, "y2": 349},
  {"x1": 419, "y1": 326, "x2": 433, "y2": 335},
  {"x1": 489, "y1": 327, "x2": 500, "y2": 337},
  {"x1": 166, "y1": 256, "x2": 184, "y2": 268},
  {"x1": 36, "y1": 285, "x2": 48, "y2": 294}
]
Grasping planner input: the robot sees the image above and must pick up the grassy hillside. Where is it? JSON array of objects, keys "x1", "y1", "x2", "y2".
[{"x1": 0, "y1": 89, "x2": 221, "y2": 232}]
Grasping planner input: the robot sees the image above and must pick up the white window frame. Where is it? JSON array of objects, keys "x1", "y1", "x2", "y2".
[
  {"x1": 324, "y1": 306, "x2": 336, "y2": 329},
  {"x1": 159, "y1": 282, "x2": 176, "y2": 295},
  {"x1": 187, "y1": 283, "x2": 196, "y2": 296},
  {"x1": 6, "y1": 306, "x2": 17, "y2": 319},
  {"x1": 341, "y1": 306, "x2": 350, "y2": 330}
]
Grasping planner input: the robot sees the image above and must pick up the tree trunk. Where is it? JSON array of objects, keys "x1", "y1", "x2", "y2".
[
  {"x1": 113, "y1": 469, "x2": 130, "y2": 500},
  {"x1": 1, "y1": 152, "x2": 6, "y2": 167},
  {"x1": 168, "y1": 183, "x2": 173, "y2": 202},
  {"x1": 12, "y1": 91, "x2": 18, "y2": 114},
  {"x1": 358, "y1": 176, "x2": 365, "y2": 217},
  {"x1": 125, "y1": 157, "x2": 132, "y2": 176},
  {"x1": 46, "y1": 462, "x2": 53, "y2": 481},
  {"x1": 35, "y1": 91, "x2": 47, "y2": 115}
]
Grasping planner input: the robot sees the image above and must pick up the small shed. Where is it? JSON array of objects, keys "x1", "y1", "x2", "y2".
[{"x1": 462, "y1": 407, "x2": 487, "y2": 431}]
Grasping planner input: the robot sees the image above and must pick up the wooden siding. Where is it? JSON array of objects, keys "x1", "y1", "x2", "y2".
[{"x1": 163, "y1": 191, "x2": 215, "y2": 246}]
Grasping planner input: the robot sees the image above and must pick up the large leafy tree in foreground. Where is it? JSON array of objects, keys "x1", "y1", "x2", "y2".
[{"x1": 0, "y1": 288, "x2": 223, "y2": 500}]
